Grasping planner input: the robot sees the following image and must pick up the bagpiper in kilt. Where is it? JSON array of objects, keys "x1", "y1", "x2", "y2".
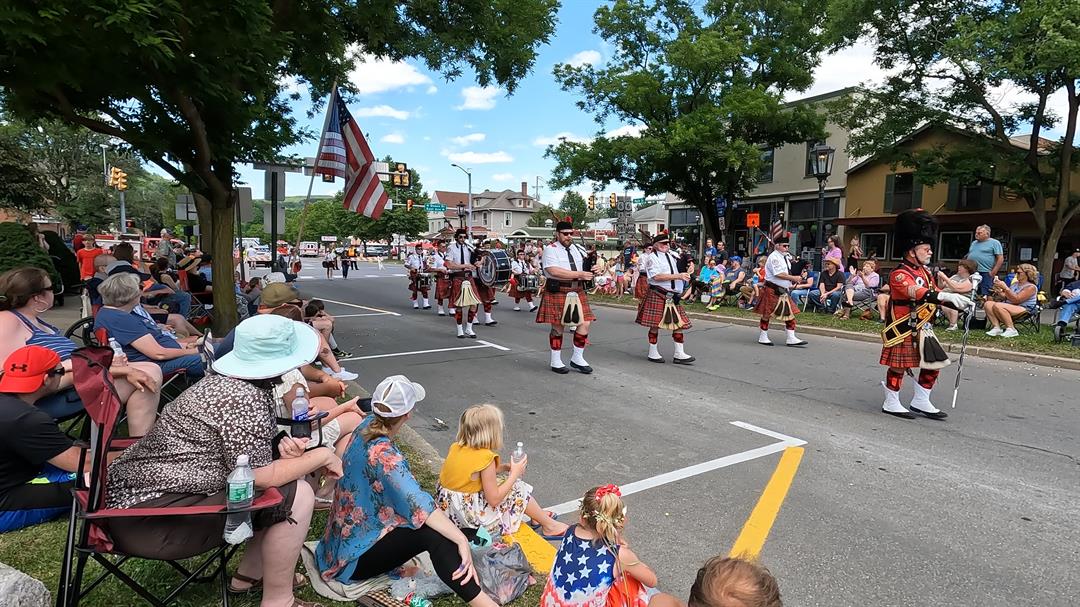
[
  {"x1": 879, "y1": 209, "x2": 974, "y2": 420},
  {"x1": 430, "y1": 239, "x2": 451, "y2": 316},
  {"x1": 636, "y1": 232, "x2": 694, "y2": 364},
  {"x1": 537, "y1": 217, "x2": 597, "y2": 374},
  {"x1": 756, "y1": 233, "x2": 807, "y2": 347},
  {"x1": 446, "y1": 228, "x2": 480, "y2": 338},
  {"x1": 405, "y1": 245, "x2": 430, "y2": 310}
]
